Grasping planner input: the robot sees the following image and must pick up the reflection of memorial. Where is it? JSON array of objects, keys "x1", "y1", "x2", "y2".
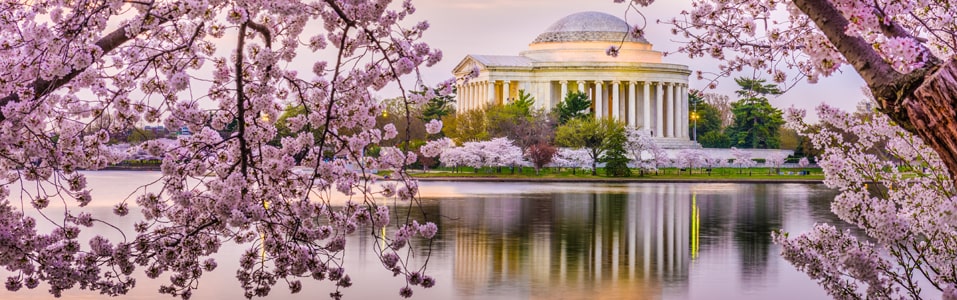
[{"x1": 442, "y1": 185, "x2": 692, "y2": 298}]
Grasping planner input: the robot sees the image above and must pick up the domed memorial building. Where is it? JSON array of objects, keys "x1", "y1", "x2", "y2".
[{"x1": 453, "y1": 11, "x2": 696, "y2": 146}]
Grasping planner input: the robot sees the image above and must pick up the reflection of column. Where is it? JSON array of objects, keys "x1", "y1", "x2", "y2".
[
  {"x1": 656, "y1": 188, "x2": 664, "y2": 275},
  {"x1": 612, "y1": 81, "x2": 620, "y2": 121},
  {"x1": 594, "y1": 195, "x2": 603, "y2": 281},
  {"x1": 628, "y1": 193, "x2": 637, "y2": 279},
  {"x1": 453, "y1": 230, "x2": 491, "y2": 292},
  {"x1": 643, "y1": 82, "x2": 651, "y2": 132},
  {"x1": 629, "y1": 82, "x2": 637, "y2": 127},
  {"x1": 595, "y1": 81, "x2": 604, "y2": 119},
  {"x1": 643, "y1": 193, "x2": 652, "y2": 277},
  {"x1": 667, "y1": 186, "x2": 675, "y2": 272}
]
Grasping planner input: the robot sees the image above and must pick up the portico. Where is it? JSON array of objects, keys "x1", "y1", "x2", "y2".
[{"x1": 452, "y1": 11, "x2": 695, "y2": 145}]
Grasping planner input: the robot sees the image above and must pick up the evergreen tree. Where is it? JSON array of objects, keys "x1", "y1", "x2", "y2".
[
  {"x1": 555, "y1": 91, "x2": 592, "y2": 124},
  {"x1": 419, "y1": 86, "x2": 457, "y2": 122},
  {"x1": 602, "y1": 122, "x2": 631, "y2": 177},
  {"x1": 724, "y1": 77, "x2": 785, "y2": 149}
]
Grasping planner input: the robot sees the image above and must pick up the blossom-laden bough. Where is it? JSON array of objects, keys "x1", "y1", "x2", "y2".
[
  {"x1": 776, "y1": 105, "x2": 957, "y2": 299},
  {"x1": 617, "y1": 0, "x2": 957, "y2": 187},
  {"x1": 0, "y1": 1, "x2": 446, "y2": 299}
]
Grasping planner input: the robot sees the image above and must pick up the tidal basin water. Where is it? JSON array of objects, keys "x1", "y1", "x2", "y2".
[{"x1": 1, "y1": 172, "x2": 846, "y2": 300}]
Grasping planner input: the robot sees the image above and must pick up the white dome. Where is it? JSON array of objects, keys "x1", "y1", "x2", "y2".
[{"x1": 532, "y1": 11, "x2": 648, "y2": 44}]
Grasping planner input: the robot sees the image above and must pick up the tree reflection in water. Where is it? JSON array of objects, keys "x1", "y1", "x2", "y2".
[
  {"x1": 425, "y1": 182, "x2": 843, "y2": 300},
  {"x1": 1, "y1": 180, "x2": 845, "y2": 300}
]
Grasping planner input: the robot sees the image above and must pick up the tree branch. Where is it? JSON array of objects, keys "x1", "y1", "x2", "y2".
[
  {"x1": 0, "y1": 9, "x2": 176, "y2": 121},
  {"x1": 237, "y1": 23, "x2": 249, "y2": 178},
  {"x1": 792, "y1": 0, "x2": 940, "y2": 131}
]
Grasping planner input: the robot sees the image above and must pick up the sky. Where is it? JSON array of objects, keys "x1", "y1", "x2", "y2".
[{"x1": 396, "y1": 0, "x2": 868, "y2": 118}]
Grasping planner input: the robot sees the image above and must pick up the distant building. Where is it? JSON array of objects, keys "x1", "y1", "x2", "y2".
[{"x1": 453, "y1": 11, "x2": 695, "y2": 148}]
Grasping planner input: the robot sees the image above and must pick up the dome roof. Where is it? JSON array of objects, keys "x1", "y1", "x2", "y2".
[{"x1": 532, "y1": 11, "x2": 648, "y2": 44}]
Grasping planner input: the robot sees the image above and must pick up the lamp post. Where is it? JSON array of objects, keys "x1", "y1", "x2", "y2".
[{"x1": 690, "y1": 109, "x2": 698, "y2": 142}]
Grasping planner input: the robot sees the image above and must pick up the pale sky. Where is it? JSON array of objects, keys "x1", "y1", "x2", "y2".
[{"x1": 397, "y1": 0, "x2": 867, "y2": 118}]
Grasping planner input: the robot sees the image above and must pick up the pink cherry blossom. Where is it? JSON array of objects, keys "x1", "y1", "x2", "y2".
[
  {"x1": 776, "y1": 104, "x2": 957, "y2": 299},
  {"x1": 0, "y1": 1, "x2": 444, "y2": 299}
]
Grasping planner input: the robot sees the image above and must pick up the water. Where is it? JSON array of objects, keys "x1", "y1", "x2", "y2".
[{"x1": 0, "y1": 172, "x2": 844, "y2": 299}]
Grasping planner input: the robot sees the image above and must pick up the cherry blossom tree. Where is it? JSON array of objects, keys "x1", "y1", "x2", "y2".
[
  {"x1": 798, "y1": 157, "x2": 810, "y2": 168},
  {"x1": 624, "y1": 127, "x2": 660, "y2": 174},
  {"x1": 0, "y1": 1, "x2": 445, "y2": 299},
  {"x1": 731, "y1": 147, "x2": 756, "y2": 174},
  {"x1": 765, "y1": 152, "x2": 789, "y2": 175},
  {"x1": 550, "y1": 148, "x2": 594, "y2": 175},
  {"x1": 702, "y1": 155, "x2": 722, "y2": 175},
  {"x1": 443, "y1": 137, "x2": 524, "y2": 172},
  {"x1": 798, "y1": 156, "x2": 811, "y2": 175},
  {"x1": 676, "y1": 149, "x2": 705, "y2": 175},
  {"x1": 618, "y1": 0, "x2": 957, "y2": 184},
  {"x1": 438, "y1": 146, "x2": 476, "y2": 172},
  {"x1": 776, "y1": 104, "x2": 957, "y2": 299},
  {"x1": 648, "y1": 146, "x2": 670, "y2": 175}
]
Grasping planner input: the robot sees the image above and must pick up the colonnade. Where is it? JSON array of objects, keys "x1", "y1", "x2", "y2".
[
  {"x1": 456, "y1": 79, "x2": 689, "y2": 139},
  {"x1": 456, "y1": 80, "x2": 496, "y2": 113}
]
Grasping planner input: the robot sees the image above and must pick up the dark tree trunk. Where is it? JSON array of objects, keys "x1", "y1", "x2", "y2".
[
  {"x1": 794, "y1": 0, "x2": 957, "y2": 184},
  {"x1": 907, "y1": 60, "x2": 957, "y2": 179}
]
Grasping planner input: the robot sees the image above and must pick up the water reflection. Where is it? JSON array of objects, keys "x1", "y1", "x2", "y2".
[
  {"x1": 1, "y1": 176, "x2": 845, "y2": 300},
  {"x1": 427, "y1": 182, "x2": 843, "y2": 300}
]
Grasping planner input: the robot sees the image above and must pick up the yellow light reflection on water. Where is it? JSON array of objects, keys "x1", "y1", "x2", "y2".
[{"x1": 691, "y1": 192, "x2": 700, "y2": 260}]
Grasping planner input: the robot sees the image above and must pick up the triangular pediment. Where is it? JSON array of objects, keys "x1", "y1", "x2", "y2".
[{"x1": 452, "y1": 55, "x2": 487, "y2": 77}]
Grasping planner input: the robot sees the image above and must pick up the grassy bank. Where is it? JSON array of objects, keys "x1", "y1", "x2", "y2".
[{"x1": 406, "y1": 166, "x2": 825, "y2": 182}]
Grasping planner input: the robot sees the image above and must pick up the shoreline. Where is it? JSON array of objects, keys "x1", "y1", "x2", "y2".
[
  {"x1": 412, "y1": 176, "x2": 824, "y2": 184},
  {"x1": 90, "y1": 168, "x2": 825, "y2": 184}
]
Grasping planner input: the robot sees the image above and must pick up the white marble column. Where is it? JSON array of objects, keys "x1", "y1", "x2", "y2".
[
  {"x1": 503, "y1": 81, "x2": 511, "y2": 103},
  {"x1": 476, "y1": 82, "x2": 482, "y2": 108},
  {"x1": 480, "y1": 81, "x2": 487, "y2": 105},
  {"x1": 578, "y1": 81, "x2": 585, "y2": 93},
  {"x1": 674, "y1": 84, "x2": 680, "y2": 138},
  {"x1": 560, "y1": 81, "x2": 568, "y2": 100},
  {"x1": 469, "y1": 82, "x2": 475, "y2": 110},
  {"x1": 655, "y1": 82, "x2": 664, "y2": 137},
  {"x1": 668, "y1": 83, "x2": 676, "y2": 137},
  {"x1": 628, "y1": 82, "x2": 637, "y2": 127},
  {"x1": 487, "y1": 81, "x2": 495, "y2": 106},
  {"x1": 465, "y1": 82, "x2": 470, "y2": 110},
  {"x1": 612, "y1": 81, "x2": 620, "y2": 121},
  {"x1": 681, "y1": 85, "x2": 689, "y2": 138},
  {"x1": 469, "y1": 82, "x2": 480, "y2": 109},
  {"x1": 595, "y1": 81, "x2": 604, "y2": 119},
  {"x1": 455, "y1": 84, "x2": 461, "y2": 113},
  {"x1": 643, "y1": 82, "x2": 651, "y2": 132}
]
